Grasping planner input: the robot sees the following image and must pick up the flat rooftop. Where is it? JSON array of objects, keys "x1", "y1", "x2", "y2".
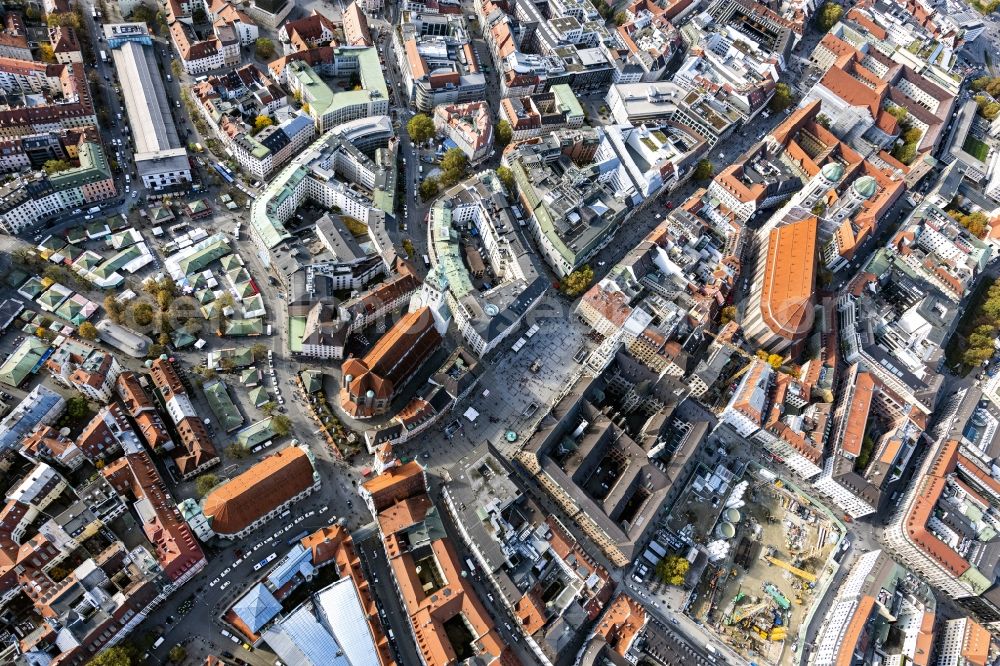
[{"x1": 112, "y1": 40, "x2": 182, "y2": 155}]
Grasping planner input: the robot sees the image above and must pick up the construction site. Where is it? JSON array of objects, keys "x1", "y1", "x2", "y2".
[{"x1": 687, "y1": 469, "x2": 842, "y2": 665}]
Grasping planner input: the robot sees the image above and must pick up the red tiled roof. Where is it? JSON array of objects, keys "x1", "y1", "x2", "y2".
[
  {"x1": 818, "y1": 65, "x2": 885, "y2": 117},
  {"x1": 593, "y1": 594, "x2": 647, "y2": 657},
  {"x1": 840, "y1": 371, "x2": 874, "y2": 457},
  {"x1": 340, "y1": 307, "x2": 441, "y2": 417},
  {"x1": 202, "y1": 447, "x2": 315, "y2": 536},
  {"x1": 759, "y1": 216, "x2": 817, "y2": 341},
  {"x1": 905, "y1": 440, "x2": 968, "y2": 577}
]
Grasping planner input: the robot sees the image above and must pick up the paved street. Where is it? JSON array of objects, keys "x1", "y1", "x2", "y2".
[
  {"x1": 396, "y1": 297, "x2": 589, "y2": 465},
  {"x1": 4, "y1": 0, "x2": 992, "y2": 662}
]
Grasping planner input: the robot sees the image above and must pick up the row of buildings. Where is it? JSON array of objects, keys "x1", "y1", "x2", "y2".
[
  {"x1": 0, "y1": 24, "x2": 116, "y2": 233},
  {"x1": 0, "y1": 379, "x2": 207, "y2": 664}
]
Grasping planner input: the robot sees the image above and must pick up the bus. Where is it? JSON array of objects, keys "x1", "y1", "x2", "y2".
[
  {"x1": 253, "y1": 552, "x2": 278, "y2": 571},
  {"x1": 100, "y1": 50, "x2": 108, "y2": 64},
  {"x1": 91, "y1": 7, "x2": 97, "y2": 18},
  {"x1": 422, "y1": 254, "x2": 431, "y2": 268},
  {"x1": 214, "y1": 163, "x2": 235, "y2": 184}
]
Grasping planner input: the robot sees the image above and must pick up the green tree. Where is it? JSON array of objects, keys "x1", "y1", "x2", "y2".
[
  {"x1": 892, "y1": 141, "x2": 917, "y2": 165},
  {"x1": 950, "y1": 210, "x2": 989, "y2": 238},
  {"x1": 141, "y1": 277, "x2": 160, "y2": 296},
  {"x1": 104, "y1": 294, "x2": 125, "y2": 324},
  {"x1": 969, "y1": 332, "x2": 994, "y2": 349},
  {"x1": 43, "y1": 159, "x2": 72, "y2": 175},
  {"x1": 192, "y1": 6, "x2": 206, "y2": 21},
  {"x1": 195, "y1": 474, "x2": 219, "y2": 497},
  {"x1": 982, "y1": 297, "x2": 1000, "y2": 320},
  {"x1": 768, "y1": 82, "x2": 793, "y2": 113},
  {"x1": 47, "y1": 12, "x2": 81, "y2": 29},
  {"x1": 971, "y1": 77, "x2": 1000, "y2": 96},
  {"x1": 252, "y1": 115, "x2": 274, "y2": 135},
  {"x1": 48, "y1": 565, "x2": 69, "y2": 581},
  {"x1": 720, "y1": 305, "x2": 737, "y2": 325},
  {"x1": 216, "y1": 292, "x2": 235, "y2": 312},
  {"x1": 816, "y1": 1, "x2": 844, "y2": 31},
  {"x1": 496, "y1": 165, "x2": 515, "y2": 192},
  {"x1": 693, "y1": 159, "x2": 714, "y2": 180},
  {"x1": 272, "y1": 414, "x2": 292, "y2": 436},
  {"x1": 131, "y1": 3, "x2": 157, "y2": 23},
  {"x1": 886, "y1": 104, "x2": 909, "y2": 123},
  {"x1": 168, "y1": 645, "x2": 187, "y2": 663},
  {"x1": 655, "y1": 555, "x2": 690, "y2": 586},
  {"x1": 402, "y1": 238, "x2": 415, "y2": 258},
  {"x1": 975, "y1": 94, "x2": 1000, "y2": 121},
  {"x1": 407, "y1": 113, "x2": 436, "y2": 144},
  {"x1": 971, "y1": 76, "x2": 992, "y2": 92},
  {"x1": 260, "y1": 401, "x2": 278, "y2": 415},
  {"x1": 66, "y1": 396, "x2": 89, "y2": 419},
  {"x1": 13, "y1": 247, "x2": 43, "y2": 270},
  {"x1": 419, "y1": 176, "x2": 440, "y2": 200},
  {"x1": 78, "y1": 321, "x2": 98, "y2": 340},
  {"x1": 560, "y1": 265, "x2": 594, "y2": 297},
  {"x1": 855, "y1": 434, "x2": 876, "y2": 470},
  {"x1": 255, "y1": 37, "x2": 275, "y2": 59},
  {"x1": 87, "y1": 645, "x2": 135, "y2": 666},
  {"x1": 156, "y1": 289, "x2": 173, "y2": 312},
  {"x1": 251, "y1": 343, "x2": 268, "y2": 360},
  {"x1": 495, "y1": 119, "x2": 512, "y2": 148},
  {"x1": 132, "y1": 302, "x2": 154, "y2": 327},
  {"x1": 614, "y1": 10, "x2": 627, "y2": 24},
  {"x1": 975, "y1": 324, "x2": 997, "y2": 337},
  {"x1": 439, "y1": 148, "x2": 469, "y2": 187},
  {"x1": 39, "y1": 43, "x2": 56, "y2": 63},
  {"x1": 964, "y1": 346, "x2": 994, "y2": 366},
  {"x1": 225, "y1": 443, "x2": 249, "y2": 460},
  {"x1": 902, "y1": 127, "x2": 923, "y2": 144}
]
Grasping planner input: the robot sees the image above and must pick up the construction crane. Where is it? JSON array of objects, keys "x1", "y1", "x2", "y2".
[
  {"x1": 722, "y1": 361, "x2": 753, "y2": 388},
  {"x1": 700, "y1": 326, "x2": 755, "y2": 361},
  {"x1": 698, "y1": 326, "x2": 759, "y2": 396},
  {"x1": 766, "y1": 556, "x2": 817, "y2": 583},
  {"x1": 731, "y1": 600, "x2": 770, "y2": 623}
]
